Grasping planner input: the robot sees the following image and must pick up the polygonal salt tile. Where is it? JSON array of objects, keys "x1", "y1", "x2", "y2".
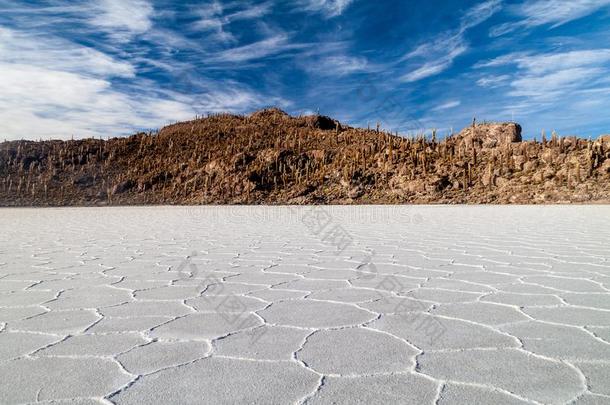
[
  {"x1": 348, "y1": 276, "x2": 419, "y2": 293},
  {"x1": 450, "y1": 271, "x2": 520, "y2": 285},
  {"x1": 87, "y1": 316, "x2": 172, "y2": 333},
  {"x1": 503, "y1": 321, "x2": 610, "y2": 361},
  {"x1": 550, "y1": 262, "x2": 610, "y2": 274},
  {"x1": 307, "y1": 288, "x2": 386, "y2": 303},
  {"x1": 309, "y1": 261, "x2": 359, "y2": 270},
  {"x1": 274, "y1": 279, "x2": 350, "y2": 291},
  {"x1": 8, "y1": 310, "x2": 100, "y2": 334},
  {"x1": 246, "y1": 288, "x2": 307, "y2": 302},
  {"x1": 522, "y1": 306, "x2": 610, "y2": 327},
  {"x1": 0, "y1": 357, "x2": 132, "y2": 403},
  {"x1": 1, "y1": 271, "x2": 64, "y2": 282},
  {"x1": 0, "y1": 290, "x2": 57, "y2": 307},
  {"x1": 134, "y1": 286, "x2": 202, "y2": 300},
  {"x1": 574, "y1": 363, "x2": 610, "y2": 396},
  {"x1": 422, "y1": 278, "x2": 495, "y2": 293},
  {"x1": 393, "y1": 254, "x2": 452, "y2": 270},
  {"x1": 430, "y1": 302, "x2": 529, "y2": 326},
  {"x1": 438, "y1": 262, "x2": 484, "y2": 272},
  {"x1": 186, "y1": 295, "x2": 267, "y2": 312},
  {"x1": 499, "y1": 283, "x2": 564, "y2": 295},
  {"x1": 37, "y1": 333, "x2": 148, "y2": 356},
  {"x1": 0, "y1": 331, "x2": 59, "y2": 361},
  {"x1": 298, "y1": 327, "x2": 416, "y2": 375},
  {"x1": 264, "y1": 264, "x2": 313, "y2": 274},
  {"x1": 522, "y1": 276, "x2": 606, "y2": 293},
  {"x1": 438, "y1": 383, "x2": 530, "y2": 404},
  {"x1": 117, "y1": 341, "x2": 210, "y2": 375},
  {"x1": 418, "y1": 348, "x2": 584, "y2": 404},
  {"x1": 201, "y1": 282, "x2": 266, "y2": 295},
  {"x1": 406, "y1": 288, "x2": 483, "y2": 304},
  {"x1": 389, "y1": 266, "x2": 451, "y2": 279},
  {"x1": 112, "y1": 280, "x2": 170, "y2": 291},
  {"x1": 27, "y1": 276, "x2": 121, "y2": 292},
  {"x1": 112, "y1": 357, "x2": 319, "y2": 404},
  {"x1": 150, "y1": 312, "x2": 262, "y2": 340},
  {"x1": 100, "y1": 301, "x2": 192, "y2": 317},
  {"x1": 31, "y1": 397, "x2": 107, "y2": 405},
  {"x1": 46, "y1": 286, "x2": 133, "y2": 310},
  {"x1": 370, "y1": 313, "x2": 518, "y2": 351},
  {"x1": 222, "y1": 271, "x2": 299, "y2": 285},
  {"x1": 214, "y1": 325, "x2": 309, "y2": 360},
  {"x1": 0, "y1": 306, "x2": 47, "y2": 322},
  {"x1": 309, "y1": 374, "x2": 438, "y2": 404},
  {"x1": 571, "y1": 393, "x2": 610, "y2": 404},
  {"x1": 359, "y1": 296, "x2": 433, "y2": 314},
  {"x1": 586, "y1": 327, "x2": 610, "y2": 343},
  {"x1": 481, "y1": 292, "x2": 563, "y2": 306},
  {"x1": 259, "y1": 300, "x2": 374, "y2": 328},
  {"x1": 561, "y1": 293, "x2": 610, "y2": 310},
  {"x1": 303, "y1": 269, "x2": 361, "y2": 280},
  {"x1": 0, "y1": 280, "x2": 36, "y2": 292},
  {"x1": 112, "y1": 272, "x2": 181, "y2": 282}
]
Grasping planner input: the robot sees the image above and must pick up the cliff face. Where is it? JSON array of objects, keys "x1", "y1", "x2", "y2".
[{"x1": 1, "y1": 109, "x2": 609, "y2": 206}]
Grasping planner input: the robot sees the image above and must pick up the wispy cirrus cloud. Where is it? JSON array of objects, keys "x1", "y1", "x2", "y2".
[
  {"x1": 400, "y1": 0, "x2": 503, "y2": 82},
  {"x1": 476, "y1": 49, "x2": 610, "y2": 102},
  {"x1": 89, "y1": 0, "x2": 154, "y2": 41},
  {"x1": 208, "y1": 34, "x2": 310, "y2": 63},
  {"x1": 490, "y1": 0, "x2": 610, "y2": 37},
  {"x1": 432, "y1": 100, "x2": 461, "y2": 111},
  {"x1": 0, "y1": 0, "x2": 154, "y2": 43},
  {"x1": 192, "y1": 1, "x2": 273, "y2": 43},
  {"x1": 302, "y1": 54, "x2": 373, "y2": 77},
  {"x1": 0, "y1": 27, "x2": 135, "y2": 77},
  {"x1": 297, "y1": 0, "x2": 354, "y2": 18},
  {"x1": 476, "y1": 74, "x2": 511, "y2": 88},
  {"x1": 0, "y1": 26, "x2": 287, "y2": 140}
]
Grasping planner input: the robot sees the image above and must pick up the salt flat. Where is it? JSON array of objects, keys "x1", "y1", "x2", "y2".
[{"x1": 0, "y1": 206, "x2": 609, "y2": 404}]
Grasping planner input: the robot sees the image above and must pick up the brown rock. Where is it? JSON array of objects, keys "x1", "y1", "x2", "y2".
[
  {"x1": 453, "y1": 122, "x2": 522, "y2": 147},
  {"x1": 112, "y1": 180, "x2": 134, "y2": 195}
]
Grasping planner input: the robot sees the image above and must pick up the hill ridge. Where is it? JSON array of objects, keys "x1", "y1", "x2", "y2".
[{"x1": 1, "y1": 109, "x2": 609, "y2": 205}]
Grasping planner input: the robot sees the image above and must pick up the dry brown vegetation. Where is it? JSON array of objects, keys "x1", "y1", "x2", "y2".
[{"x1": 1, "y1": 108, "x2": 609, "y2": 206}]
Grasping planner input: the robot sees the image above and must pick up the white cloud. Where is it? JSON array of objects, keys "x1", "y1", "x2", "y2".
[
  {"x1": 0, "y1": 27, "x2": 135, "y2": 77},
  {"x1": 0, "y1": 0, "x2": 155, "y2": 42},
  {"x1": 460, "y1": 0, "x2": 503, "y2": 30},
  {"x1": 298, "y1": 0, "x2": 354, "y2": 18},
  {"x1": 192, "y1": 1, "x2": 273, "y2": 43},
  {"x1": 89, "y1": 0, "x2": 154, "y2": 41},
  {"x1": 401, "y1": 38, "x2": 468, "y2": 82},
  {"x1": 208, "y1": 34, "x2": 310, "y2": 63},
  {"x1": 476, "y1": 74, "x2": 511, "y2": 87},
  {"x1": 475, "y1": 49, "x2": 610, "y2": 101},
  {"x1": 401, "y1": 60, "x2": 454, "y2": 83},
  {"x1": 400, "y1": 0, "x2": 502, "y2": 82},
  {"x1": 0, "y1": 27, "x2": 285, "y2": 140},
  {"x1": 510, "y1": 67, "x2": 603, "y2": 98},
  {"x1": 432, "y1": 100, "x2": 461, "y2": 111},
  {"x1": 306, "y1": 55, "x2": 371, "y2": 76},
  {"x1": 490, "y1": 0, "x2": 610, "y2": 37}
]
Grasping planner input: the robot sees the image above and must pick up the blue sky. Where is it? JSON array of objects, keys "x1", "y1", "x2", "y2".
[{"x1": 1, "y1": 0, "x2": 610, "y2": 140}]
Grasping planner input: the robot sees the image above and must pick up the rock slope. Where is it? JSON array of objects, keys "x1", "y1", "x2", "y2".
[{"x1": 1, "y1": 108, "x2": 609, "y2": 205}]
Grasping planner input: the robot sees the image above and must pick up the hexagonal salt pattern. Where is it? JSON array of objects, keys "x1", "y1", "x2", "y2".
[{"x1": 0, "y1": 206, "x2": 609, "y2": 404}]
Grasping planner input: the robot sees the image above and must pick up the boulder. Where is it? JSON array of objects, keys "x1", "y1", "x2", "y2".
[
  {"x1": 111, "y1": 180, "x2": 135, "y2": 195},
  {"x1": 454, "y1": 122, "x2": 522, "y2": 148},
  {"x1": 304, "y1": 115, "x2": 339, "y2": 131}
]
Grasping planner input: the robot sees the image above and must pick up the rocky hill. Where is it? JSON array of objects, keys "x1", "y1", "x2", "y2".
[{"x1": 1, "y1": 108, "x2": 609, "y2": 206}]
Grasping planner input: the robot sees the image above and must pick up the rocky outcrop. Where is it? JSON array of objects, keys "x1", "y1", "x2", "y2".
[
  {"x1": 453, "y1": 122, "x2": 522, "y2": 148},
  {"x1": 0, "y1": 110, "x2": 608, "y2": 206}
]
